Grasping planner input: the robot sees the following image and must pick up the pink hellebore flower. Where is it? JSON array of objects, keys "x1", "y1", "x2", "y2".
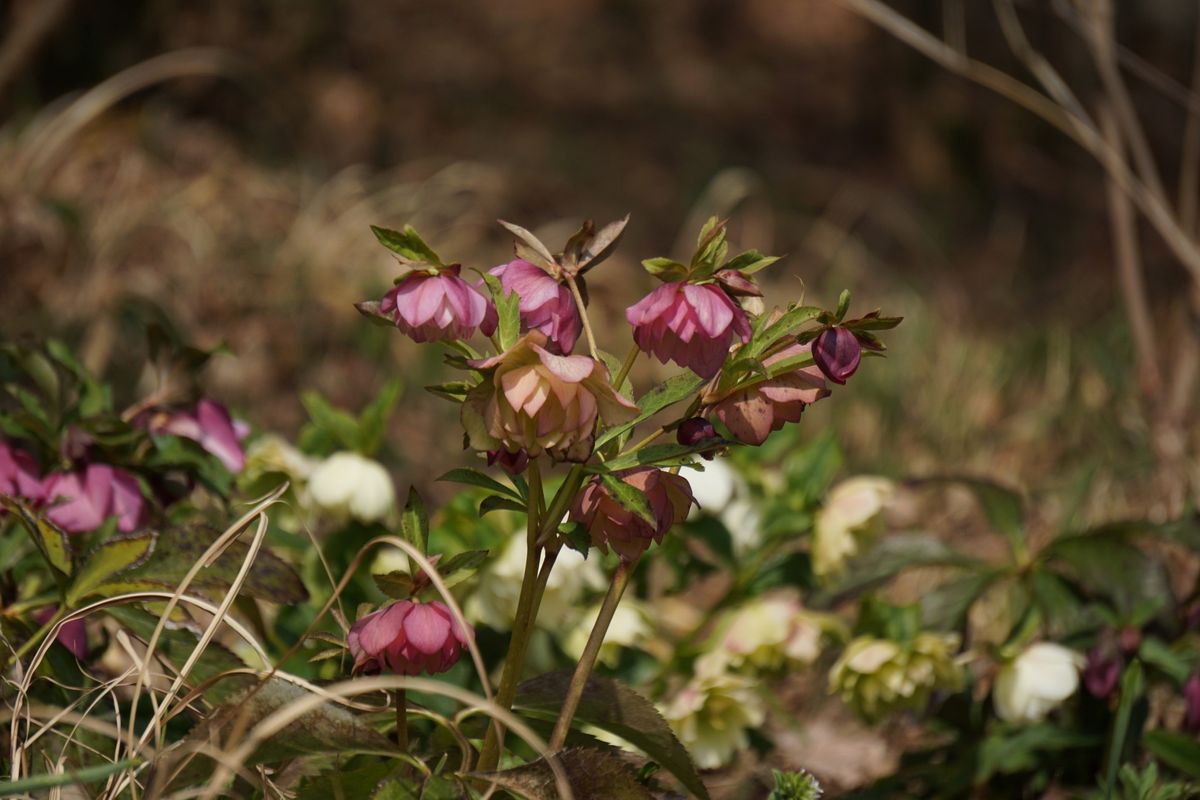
[
  {"x1": 0, "y1": 441, "x2": 43, "y2": 501},
  {"x1": 462, "y1": 332, "x2": 638, "y2": 462},
  {"x1": 42, "y1": 464, "x2": 144, "y2": 533},
  {"x1": 347, "y1": 599, "x2": 472, "y2": 676},
  {"x1": 625, "y1": 282, "x2": 751, "y2": 379},
  {"x1": 704, "y1": 343, "x2": 831, "y2": 446},
  {"x1": 147, "y1": 399, "x2": 246, "y2": 472},
  {"x1": 571, "y1": 467, "x2": 693, "y2": 561},
  {"x1": 34, "y1": 607, "x2": 88, "y2": 660},
  {"x1": 812, "y1": 326, "x2": 862, "y2": 385},
  {"x1": 489, "y1": 260, "x2": 582, "y2": 354},
  {"x1": 379, "y1": 266, "x2": 496, "y2": 343}
]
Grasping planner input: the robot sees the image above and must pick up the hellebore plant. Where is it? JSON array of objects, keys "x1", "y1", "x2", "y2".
[{"x1": 352, "y1": 213, "x2": 901, "y2": 775}]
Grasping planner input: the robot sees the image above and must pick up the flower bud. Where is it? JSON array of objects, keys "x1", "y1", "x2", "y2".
[
  {"x1": 461, "y1": 332, "x2": 638, "y2": 461},
  {"x1": 1184, "y1": 673, "x2": 1200, "y2": 733},
  {"x1": 375, "y1": 266, "x2": 496, "y2": 343},
  {"x1": 347, "y1": 599, "x2": 472, "y2": 676},
  {"x1": 571, "y1": 467, "x2": 693, "y2": 561},
  {"x1": 308, "y1": 451, "x2": 395, "y2": 522},
  {"x1": 829, "y1": 633, "x2": 962, "y2": 722},
  {"x1": 489, "y1": 260, "x2": 582, "y2": 354},
  {"x1": 702, "y1": 344, "x2": 830, "y2": 446},
  {"x1": 0, "y1": 441, "x2": 43, "y2": 501},
  {"x1": 1083, "y1": 645, "x2": 1122, "y2": 699},
  {"x1": 486, "y1": 448, "x2": 529, "y2": 475},
  {"x1": 812, "y1": 327, "x2": 861, "y2": 385},
  {"x1": 993, "y1": 642, "x2": 1084, "y2": 725},
  {"x1": 812, "y1": 476, "x2": 894, "y2": 578},
  {"x1": 676, "y1": 417, "x2": 718, "y2": 460},
  {"x1": 42, "y1": 464, "x2": 144, "y2": 533},
  {"x1": 626, "y1": 282, "x2": 751, "y2": 379}
]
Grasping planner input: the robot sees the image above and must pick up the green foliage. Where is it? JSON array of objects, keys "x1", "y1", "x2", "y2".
[
  {"x1": 475, "y1": 747, "x2": 652, "y2": 799},
  {"x1": 769, "y1": 769, "x2": 823, "y2": 800}
]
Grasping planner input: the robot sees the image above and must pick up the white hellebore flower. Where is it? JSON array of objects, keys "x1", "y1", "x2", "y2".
[
  {"x1": 660, "y1": 652, "x2": 766, "y2": 769},
  {"x1": 993, "y1": 642, "x2": 1085, "y2": 724},
  {"x1": 308, "y1": 451, "x2": 395, "y2": 522},
  {"x1": 564, "y1": 599, "x2": 652, "y2": 667},
  {"x1": 464, "y1": 532, "x2": 605, "y2": 630},
  {"x1": 812, "y1": 476, "x2": 895, "y2": 578}
]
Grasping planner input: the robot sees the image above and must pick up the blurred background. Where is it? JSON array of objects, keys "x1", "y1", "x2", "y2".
[{"x1": 2, "y1": 0, "x2": 1198, "y2": 547}]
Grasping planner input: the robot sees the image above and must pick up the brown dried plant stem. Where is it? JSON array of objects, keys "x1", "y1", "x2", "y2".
[
  {"x1": 478, "y1": 460, "x2": 544, "y2": 771},
  {"x1": 548, "y1": 558, "x2": 633, "y2": 750}
]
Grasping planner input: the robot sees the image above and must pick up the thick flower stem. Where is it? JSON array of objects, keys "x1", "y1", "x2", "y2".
[
  {"x1": 548, "y1": 559, "x2": 633, "y2": 750},
  {"x1": 478, "y1": 460, "x2": 545, "y2": 771}
]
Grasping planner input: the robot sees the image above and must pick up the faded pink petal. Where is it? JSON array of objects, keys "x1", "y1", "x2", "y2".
[
  {"x1": 533, "y1": 345, "x2": 595, "y2": 383},
  {"x1": 402, "y1": 603, "x2": 452, "y2": 654},
  {"x1": 491, "y1": 260, "x2": 582, "y2": 354},
  {"x1": 626, "y1": 282, "x2": 750, "y2": 379}
]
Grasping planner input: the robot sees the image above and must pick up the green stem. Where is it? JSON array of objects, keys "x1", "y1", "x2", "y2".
[
  {"x1": 564, "y1": 274, "x2": 599, "y2": 360},
  {"x1": 536, "y1": 464, "x2": 587, "y2": 545},
  {"x1": 1, "y1": 606, "x2": 66, "y2": 672},
  {"x1": 548, "y1": 559, "x2": 634, "y2": 749},
  {"x1": 477, "y1": 459, "x2": 545, "y2": 771},
  {"x1": 613, "y1": 344, "x2": 639, "y2": 389}
]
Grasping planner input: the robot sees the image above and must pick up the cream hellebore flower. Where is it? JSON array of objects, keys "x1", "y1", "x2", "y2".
[
  {"x1": 717, "y1": 593, "x2": 825, "y2": 672},
  {"x1": 464, "y1": 532, "x2": 605, "y2": 631},
  {"x1": 660, "y1": 652, "x2": 767, "y2": 769},
  {"x1": 461, "y1": 331, "x2": 638, "y2": 462},
  {"x1": 244, "y1": 434, "x2": 319, "y2": 483},
  {"x1": 308, "y1": 451, "x2": 395, "y2": 522},
  {"x1": 564, "y1": 598, "x2": 653, "y2": 667},
  {"x1": 812, "y1": 476, "x2": 895, "y2": 578},
  {"x1": 829, "y1": 632, "x2": 962, "y2": 722},
  {"x1": 993, "y1": 642, "x2": 1085, "y2": 725}
]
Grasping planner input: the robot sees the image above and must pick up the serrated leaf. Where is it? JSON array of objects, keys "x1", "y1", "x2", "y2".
[
  {"x1": 515, "y1": 671, "x2": 710, "y2": 800},
  {"x1": 481, "y1": 271, "x2": 521, "y2": 351},
  {"x1": 401, "y1": 487, "x2": 428, "y2": 556},
  {"x1": 67, "y1": 532, "x2": 156, "y2": 606},
  {"x1": 499, "y1": 220, "x2": 557, "y2": 268},
  {"x1": 810, "y1": 533, "x2": 983, "y2": 608},
  {"x1": 473, "y1": 747, "x2": 652, "y2": 800},
  {"x1": 598, "y1": 474, "x2": 657, "y2": 527},
  {"x1": 438, "y1": 548, "x2": 490, "y2": 579},
  {"x1": 371, "y1": 224, "x2": 442, "y2": 266},
  {"x1": 559, "y1": 521, "x2": 592, "y2": 556},
  {"x1": 99, "y1": 525, "x2": 307, "y2": 604},
  {"x1": 594, "y1": 373, "x2": 707, "y2": 450},
  {"x1": 2, "y1": 497, "x2": 73, "y2": 575},
  {"x1": 437, "y1": 468, "x2": 524, "y2": 502}
]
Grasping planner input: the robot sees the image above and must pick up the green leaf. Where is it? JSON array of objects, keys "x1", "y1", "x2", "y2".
[
  {"x1": 358, "y1": 379, "x2": 403, "y2": 456},
  {"x1": 99, "y1": 525, "x2": 307, "y2": 604},
  {"x1": 371, "y1": 224, "x2": 442, "y2": 265},
  {"x1": 481, "y1": 271, "x2": 521, "y2": 351},
  {"x1": 600, "y1": 440, "x2": 729, "y2": 473},
  {"x1": 810, "y1": 534, "x2": 983, "y2": 608},
  {"x1": 472, "y1": 747, "x2": 653, "y2": 800},
  {"x1": 974, "y1": 724, "x2": 1099, "y2": 782},
  {"x1": 67, "y1": 532, "x2": 157, "y2": 606},
  {"x1": 641, "y1": 257, "x2": 689, "y2": 282},
  {"x1": 559, "y1": 521, "x2": 592, "y2": 557},
  {"x1": 0, "y1": 758, "x2": 141, "y2": 797},
  {"x1": 1136, "y1": 638, "x2": 1192, "y2": 684},
  {"x1": 372, "y1": 570, "x2": 415, "y2": 599},
  {"x1": 595, "y1": 372, "x2": 706, "y2": 449},
  {"x1": 480, "y1": 494, "x2": 526, "y2": 516},
  {"x1": 295, "y1": 760, "x2": 399, "y2": 800},
  {"x1": 437, "y1": 548, "x2": 490, "y2": 579},
  {"x1": 1042, "y1": 532, "x2": 1171, "y2": 617},
  {"x1": 598, "y1": 473, "x2": 657, "y2": 527},
  {"x1": 724, "y1": 249, "x2": 781, "y2": 276},
  {"x1": 400, "y1": 487, "x2": 428, "y2": 556},
  {"x1": 769, "y1": 769, "x2": 824, "y2": 800},
  {"x1": 437, "y1": 468, "x2": 524, "y2": 502},
  {"x1": 1, "y1": 497, "x2": 72, "y2": 576},
  {"x1": 921, "y1": 569, "x2": 1003, "y2": 630},
  {"x1": 1143, "y1": 731, "x2": 1200, "y2": 779},
  {"x1": 748, "y1": 305, "x2": 822, "y2": 357},
  {"x1": 515, "y1": 671, "x2": 710, "y2": 800},
  {"x1": 1104, "y1": 661, "x2": 1145, "y2": 799},
  {"x1": 301, "y1": 391, "x2": 363, "y2": 452},
  {"x1": 835, "y1": 289, "x2": 850, "y2": 321}
]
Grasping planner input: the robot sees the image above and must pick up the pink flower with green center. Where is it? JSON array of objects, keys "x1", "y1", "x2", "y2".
[
  {"x1": 488, "y1": 259, "x2": 582, "y2": 354},
  {"x1": 571, "y1": 467, "x2": 693, "y2": 561},
  {"x1": 378, "y1": 266, "x2": 496, "y2": 343},
  {"x1": 347, "y1": 599, "x2": 472, "y2": 676},
  {"x1": 42, "y1": 464, "x2": 144, "y2": 533},
  {"x1": 625, "y1": 282, "x2": 751, "y2": 379},
  {"x1": 703, "y1": 343, "x2": 830, "y2": 445},
  {"x1": 461, "y1": 332, "x2": 638, "y2": 462}
]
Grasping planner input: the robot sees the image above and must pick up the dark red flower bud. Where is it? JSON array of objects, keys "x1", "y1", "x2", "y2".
[
  {"x1": 812, "y1": 327, "x2": 862, "y2": 385},
  {"x1": 676, "y1": 417, "x2": 718, "y2": 460},
  {"x1": 486, "y1": 448, "x2": 529, "y2": 475},
  {"x1": 1083, "y1": 646, "x2": 1122, "y2": 699}
]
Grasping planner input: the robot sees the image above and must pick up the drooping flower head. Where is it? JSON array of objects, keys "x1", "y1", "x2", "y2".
[
  {"x1": 0, "y1": 441, "x2": 43, "y2": 501},
  {"x1": 626, "y1": 282, "x2": 751, "y2": 379},
  {"x1": 716, "y1": 593, "x2": 826, "y2": 672},
  {"x1": 812, "y1": 326, "x2": 862, "y2": 385},
  {"x1": 660, "y1": 651, "x2": 766, "y2": 770},
  {"x1": 702, "y1": 343, "x2": 830, "y2": 446},
  {"x1": 489, "y1": 260, "x2": 582, "y2": 354},
  {"x1": 461, "y1": 331, "x2": 638, "y2": 461},
  {"x1": 811, "y1": 476, "x2": 895, "y2": 579},
  {"x1": 375, "y1": 265, "x2": 497, "y2": 344},
  {"x1": 142, "y1": 398, "x2": 246, "y2": 472},
  {"x1": 347, "y1": 599, "x2": 473, "y2": 676},
  {"x1": 992, "y1": 642, "x2": 1084, "y2": 725},
  {"x1": 829, "y1": 632, "x2": 962, "y2": 722},
  {"x1": 42, "y1": 464, "x2": 144, "y2": 533},
  {"x1": 571, "y1": 467, "x2": 693, "y2": 561}
]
